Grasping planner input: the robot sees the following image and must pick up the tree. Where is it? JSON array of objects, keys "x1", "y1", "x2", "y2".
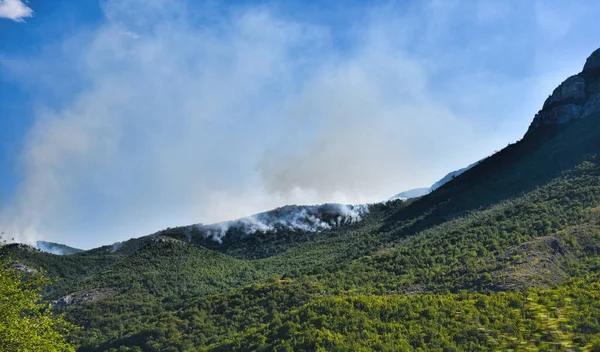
[{"x1": 0, "y1": 234, "x2": 76, "y2": 351}]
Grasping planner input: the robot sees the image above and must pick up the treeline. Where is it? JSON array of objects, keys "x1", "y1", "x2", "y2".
[{"x1": 5, "y1": 114, "x2": 600, "y2": 351}]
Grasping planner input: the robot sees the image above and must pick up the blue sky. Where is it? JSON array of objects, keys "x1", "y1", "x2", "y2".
[{"x1": 1, "y1": 0, "x2": 600, "y2": 248}]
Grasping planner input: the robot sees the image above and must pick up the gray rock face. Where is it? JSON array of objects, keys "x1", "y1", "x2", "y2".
[
  {"x1": 583, "y1": 90, "x2": 600, "y2": 117},
  {"x1": 542, "y1": 75, "x2": 585, "y2": 110},
  {"x1": 12, "y1": 263, "x2": 36, "y2": 273},
  {"x1": 149, "y1": 236, "x2": 187, "y2": 245},
  {"x1": 531, "y1": 104, "x2": 583, "y2": 129},
  {"x1": 583, "y1": 48, "x2": 600, "y2": 73},
  {"x1": 55, "y1": 288, "x2": 115, "y2": 306},
  {"x1": 528, "y1": 48, "x2": 600, "y2": 132}
]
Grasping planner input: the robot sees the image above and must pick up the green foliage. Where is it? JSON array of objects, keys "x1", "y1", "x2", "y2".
[
  {"x1": 7, "y1": 114, "x2": 600, "y2": 350},
  {"x1": 70, "y1": 241, "x2": 268, "y2": 297},
  {"x1": 0, "y1": 239, "x2": 76, "y2": 351},
  {"x1": 208, "y1": 278, "x2": 600, "y2": 351}
]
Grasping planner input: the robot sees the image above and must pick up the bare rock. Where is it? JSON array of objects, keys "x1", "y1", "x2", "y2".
[
  {"x1": 494, "y1": 236, "x2": 571, "y2": 290},
  {"x1": 531, "y1": 104, "x2": 583, "y2": 129},
  {"x1": 527, "y1": 47, "x2": 600, "y2": 133},
  {"x1": 55, "y1": 288, "x2": 115, "y2": 306},
  {"x1": 149, "y1": 236, "x2": 187, "y2": 245},
  {"x1": 529, "y1": 75, "x2": 586, "y2": 130},
  {"x1": 583, "y1": 47, "x2": 600, "y2": 73},
  {"x1": 12, "y1": 262, "x2": 36, "y2": 273},
  {"x1": 582, "y1": 88, "x2": 600, "y2": 117},
  {"x1": 542, "y1": 75, "x2": 586, "y2": 110}
]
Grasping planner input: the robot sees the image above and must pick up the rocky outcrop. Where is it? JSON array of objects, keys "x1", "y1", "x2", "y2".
[
  {"x1": 494, "y1": 236, "x2": 571, "y2": 290},
  {"x1": 55, "y1": 288, "x2": 115, "y2": 306},
  {"x1": 542, "y1": 75, "x2": 586, "y2": 110},
  {"x1": 528, "y1": 47, "x2": 600, "y2": 132},
  {"x1": 12, "y1": 263, "x2": 36, "y2": 273},
  {"x1": 583, "y1": 47, "x2": 600, "y2": 73},
  {"x1": 149, "y1": 236, "x2": 187, "y2": 245}
]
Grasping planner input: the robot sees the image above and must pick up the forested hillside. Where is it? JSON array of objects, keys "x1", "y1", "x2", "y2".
[{"x1": 4, "y1": 49, "x2": 600, "y2": 351}]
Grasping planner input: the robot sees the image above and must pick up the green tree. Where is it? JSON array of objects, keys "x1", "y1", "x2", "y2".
[{"x1": 0, "y1": 234, "x2": 76, "y2": 352}]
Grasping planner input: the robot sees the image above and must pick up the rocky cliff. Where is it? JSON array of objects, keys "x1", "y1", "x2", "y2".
[{"x1": 528, "y1": 48, "x2": 600, "y2": 131}]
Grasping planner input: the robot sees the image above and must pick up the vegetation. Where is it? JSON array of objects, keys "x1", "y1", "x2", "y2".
[
  {"x1": 4, "y1": 112, "x2": 600, "y2": 350},
  {"x1": 208, "y1": 278, "x2": 600, "y2": 351},
  {"x1": 0, "y1": 236, "x2": 76, "y2": 351}
]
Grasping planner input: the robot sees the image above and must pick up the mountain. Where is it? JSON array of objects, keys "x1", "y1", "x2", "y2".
[
  {"x1": 193, "y1": 203, "x2": 369, "y2": 243},
  {"x1": 390, "y1": 160, "x2": 479, "y2": 200},
  {"x1": 430, "y1": 160, "x2": 480, "y2": 190},
  {"x1": 388, "y1": 187, "x2": 430, "y2": 200},
  {"x1": 4, "y1": 48, "x2": 600, "y2": 351},
  {"x1": 36, "y1": 241, "x2": 84, "y2": 255},
  {"x1": 528, "y1": 47, "x2": 600, "y2": 132},
  {"x1": 75, "y1": 203, "x2": 373, "y2": 260}
]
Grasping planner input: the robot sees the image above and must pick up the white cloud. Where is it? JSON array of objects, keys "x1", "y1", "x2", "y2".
[{"x1": 0, "y1": 0, "x2": 32, "y2": 22}]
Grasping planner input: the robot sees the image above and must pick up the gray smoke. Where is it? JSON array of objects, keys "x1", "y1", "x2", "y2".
[
  {"x1": 2, "y1": 0, "x2": 593, "y2": 249},
  {"x1": 109, "y1": 241, "x2": 124, "y2": 253},
  {"x1": 35, "y1": 241, "x2": 65, "y2": 255},
  {"x1": 198, "y1": 203, "x2": 369, "y2": 243},
  {"x1": 34, "y1": 240, "x2": 83, "y2": 255}
]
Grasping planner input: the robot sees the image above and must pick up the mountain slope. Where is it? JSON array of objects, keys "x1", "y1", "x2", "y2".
[
  {"x1": 389, "y1": 187, "x2": 430, "y2": 200},
  {"x1": 390, "y1": 160, "x2": 480, "y2": 200},
  {"x1": 5, "y1": 47, "x2": 600, "y2": 351},
  {"x1": 36, "y1": 241, "x2": 84, "y2": 255},
  {"x1": 64, "y1": 157, "x2": 600, "y2": 350}
]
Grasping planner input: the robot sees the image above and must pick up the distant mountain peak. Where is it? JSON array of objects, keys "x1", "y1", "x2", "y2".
[
  {"x1": 389, "y1": 188, "x2": 431, "y2": 201},
  {"x1": 528, "y1": 47, "x2": 600, "y2": 132},
  {"x1": 389, "y1": 160, "x2": 480, "y2": 201}
]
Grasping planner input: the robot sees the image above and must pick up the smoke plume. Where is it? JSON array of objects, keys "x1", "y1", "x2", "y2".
[{"x1": 3, "y1": 0, "x2": 597, "y2": 248}]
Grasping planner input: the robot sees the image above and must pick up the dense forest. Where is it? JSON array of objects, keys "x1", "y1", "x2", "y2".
[{"x1": 4, "y1": 51, "x2": 600, "y2": 351}]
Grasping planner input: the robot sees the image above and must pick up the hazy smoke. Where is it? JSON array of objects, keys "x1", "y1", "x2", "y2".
[
  {"x1": 199, "y1": 204, "x2": 369, "y2": 243},
  {"x1": 35, "y1": 241, "x2": 65, "y2": 255},
  {"x1": 34, "y1": 240, "x2": 83, "y2": 255},
  {"x1": 2, "y1": 0, "x2": 593, "y2": 248},
  {"x1": 109, "y1": 241, "x2": 124, "y2": 253}
]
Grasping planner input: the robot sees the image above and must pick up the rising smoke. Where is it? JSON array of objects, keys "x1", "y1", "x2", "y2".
[
  {"x1": 2, "y1": 0, "x2": 584, "y2": 248},
  {"x1": 196, "y1": 203, "x2": 370, "y2": 243}
]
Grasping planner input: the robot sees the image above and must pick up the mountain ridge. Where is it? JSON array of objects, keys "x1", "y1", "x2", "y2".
[
  {"x1": 4, "y1": 47, "x2": 600, "y2": 352},
  {"x1": 528, "y1": 47, "x2": 600, "y2": 132},
  {"x1": 390, "y1": 160, "x2": 480, "y2": 201},
  {"x1": 36, "y1": 241, "x2": 84, "y2": 255}
]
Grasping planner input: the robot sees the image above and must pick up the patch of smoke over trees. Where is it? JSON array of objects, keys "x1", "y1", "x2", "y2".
[
  {"x1": 195, "y1": 204, "x2": 369, "y2": 243},
  {"x1": 109, "y1": 241, "x2": 124, "y2": 253},
  {"x1": 35, "y1": 241, "x2": 65, "y2": 255}
]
